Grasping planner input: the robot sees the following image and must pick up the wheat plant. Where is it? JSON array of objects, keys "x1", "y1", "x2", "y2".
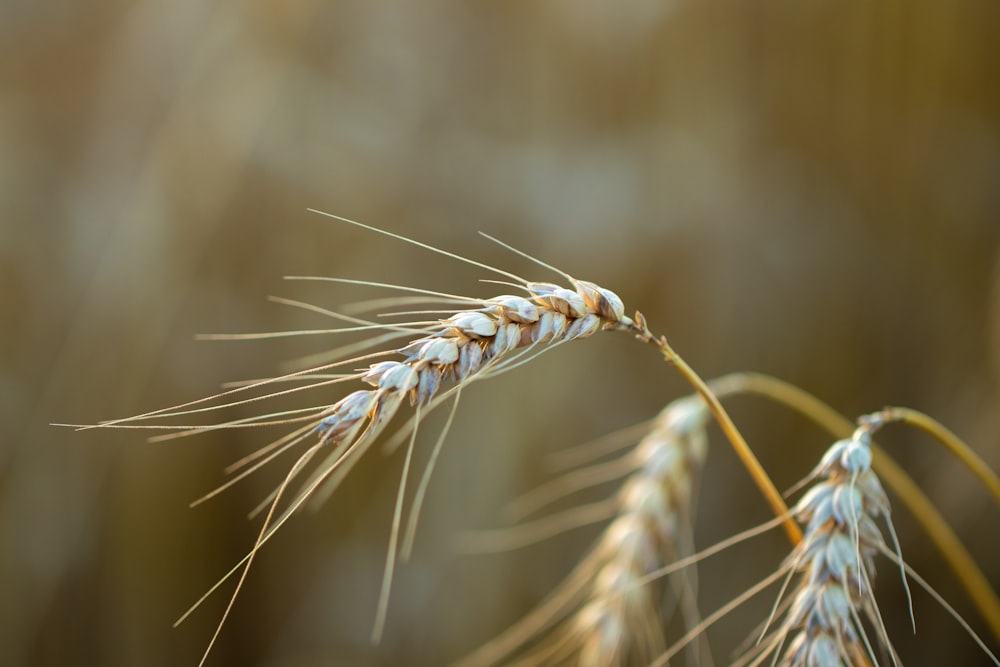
[{"x1": 69, "y1": 214, "x2": 1000, "y2": 666}]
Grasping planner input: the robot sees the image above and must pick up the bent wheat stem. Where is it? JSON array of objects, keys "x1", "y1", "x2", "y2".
[
  {"x1": 629, "y1": 313, "x2": 802, "y2": 545},
  {"x1": 877, "y1": 406, "x2": 1000, "y2": 506}
]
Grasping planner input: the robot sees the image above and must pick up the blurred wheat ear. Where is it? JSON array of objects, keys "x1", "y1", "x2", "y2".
[{"x1": 454, "y1": 395, "x2": 710, "y2": 667}]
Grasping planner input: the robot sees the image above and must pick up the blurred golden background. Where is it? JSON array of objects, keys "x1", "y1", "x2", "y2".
[{"x1": 2, "y1": 1, "x2": 999, "y2": 665}]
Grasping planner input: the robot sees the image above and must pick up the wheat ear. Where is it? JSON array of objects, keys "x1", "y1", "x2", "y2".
[
  {"x1": 229, "y1": 280, "x2": 630, "y2": 656},
  {"x1": 66, "y1": 215, "x2": 641, "y2": 667},
  {"x1": 455, "y1": 394, "x2": 710, "y2": 667},
  {"x1": 752, "y1": 410, "x2": 1000, "y2": 666},
  {"x1": 749, "y1": 416, "x2": 905, "y2": 667}
]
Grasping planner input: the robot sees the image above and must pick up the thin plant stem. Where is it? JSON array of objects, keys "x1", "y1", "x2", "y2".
[
  {"x1": 877, "y1": 406, "x2": 1000, "y2": 506},
  {"x1": 628, "y1": 312, "x2": 803, "y2": 545}
]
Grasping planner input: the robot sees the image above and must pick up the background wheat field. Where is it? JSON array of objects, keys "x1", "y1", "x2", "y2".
[{"x1": 2, "y1": 1, "x2": 999, "y2": 665}]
